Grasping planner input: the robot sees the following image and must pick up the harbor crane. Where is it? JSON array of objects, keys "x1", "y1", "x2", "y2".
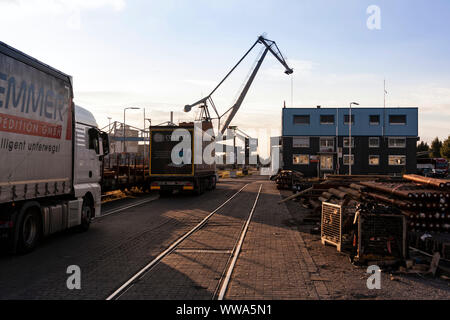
[{"x1": 183, "y1": 35, "x2": 293, "y2": 136}]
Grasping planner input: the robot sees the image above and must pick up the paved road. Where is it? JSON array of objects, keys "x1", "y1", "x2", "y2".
[
  {"x1": 0, "y1": 179, "x2": 249, "y2": 299},
  {"x1": 118, "y1": 182, "x2": 263, "y2": 300},
  {"x1": 1, "y1": 176, "x2": 448, "y2": 300},
  {"x1": 0, "y1": 178, "x2": 270, "y2": 299},
  {"x1": 0, "y1": 175, "x2": 325, "y2": 300}
]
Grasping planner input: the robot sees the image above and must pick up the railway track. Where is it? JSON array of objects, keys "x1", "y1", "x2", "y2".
[
  {"x1": 95, "y1": 195, "x2": 159, "y2": 221},
  {"x1": 106, "y1": 183, "x2": 263, "y2": 300}
]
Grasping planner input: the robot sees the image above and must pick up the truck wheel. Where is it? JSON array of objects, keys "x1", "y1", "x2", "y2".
[
  {"x1": 195, "y1": 180, "x2": 205, "y2": 196},
  {"x1": 77, "y1": 198, "x2": 93, "y2": 232},
  {"x1": 206, "y1": 177, "x2": 213, "y2": 191},
  {"x1": 17, "y1": 208, "x2": 41, "y2": 254}
]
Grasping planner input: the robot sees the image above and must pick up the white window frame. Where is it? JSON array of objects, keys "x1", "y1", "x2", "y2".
[
  {"x1": 319, "y1": 137, "x2": 334, "y2": 149},
  {"x1": 388, "y1": 137, "x2": 406, "y2": 148},
  {"x1": 369, "y1": 137, "x2": 380, "y2": 148},
  {"x1": 343, "y1": 154, "x2": 354, "y2": 165},
  {"x1": 343, "y1": 114, "x2": 355, "y2": 125},
  {"x1": 389, "y1": 155, "x2": 406, "y2": 166},
  {"x1": 293, "y1": 137, "x2": 310, "y2": 148},
  {"x1": 293, "y1": 115, "x2": 310, "y2": 125},
  {"x1": 389, "y1": 115, "x2": 407, "y2": 125},
  {"x1": 320, "y1": 115, "x2": 335, "y2": 125},
  {"x1": 343, "y1": 137, "x2": 355, "y2": 148},
  {"x1": 293, "y1": 154, "x2": 309, "y2": 165},
  {"x1": 369, "y1": 115, "x2": 380, "y2": 125},
  {"x1": 369, "y1": 155, "x2": 380, "y2": 166}
]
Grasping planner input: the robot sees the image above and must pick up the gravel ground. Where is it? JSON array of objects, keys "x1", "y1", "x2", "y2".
[{"x1": 280, "y1": 189, "x2": 450, "y2": 300}]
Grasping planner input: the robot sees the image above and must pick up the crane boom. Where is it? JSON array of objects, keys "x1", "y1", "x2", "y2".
[
  {"x1": 183, "y1": 35, "x2": 293, "y2": 136},
  {"x1": 220, "y1": 47, "x2": 269, "y2": 134}
]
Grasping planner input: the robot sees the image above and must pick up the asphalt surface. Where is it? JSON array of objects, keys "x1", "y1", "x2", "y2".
[
  {"x1": 0, "y1": 175, "x2": 448, "y2": 300},
  {"x1": 117, "y1": 182, "x2": 262, "y2": 300},
  {"x1": 0, "y1": 178, "x2": 251, "y2": 299}
]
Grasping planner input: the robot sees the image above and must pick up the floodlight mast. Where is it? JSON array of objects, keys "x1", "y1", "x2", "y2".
[{"x1": 183, "y1": 36, "x2": 293, "y2": 136}]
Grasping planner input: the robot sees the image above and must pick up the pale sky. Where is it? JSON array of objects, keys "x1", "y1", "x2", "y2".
[{"x1": 1, "y1": 0, "x2": 449, "y2": 155}]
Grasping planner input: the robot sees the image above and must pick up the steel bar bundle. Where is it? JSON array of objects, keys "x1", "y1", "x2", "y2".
[{"x1": 404, "y1": 174, "x2": 450, "y2": 189}]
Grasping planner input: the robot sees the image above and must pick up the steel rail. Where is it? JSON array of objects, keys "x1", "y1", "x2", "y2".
[
  {"x1": 217, "y1": 184, "x2": 262, "y2": 300},
  {"x1": 105, "y1": 183, "x2": 250, "y2": 300},
  {"x1": 94, "y1": 196, "x2": 158, "y2": 221}
]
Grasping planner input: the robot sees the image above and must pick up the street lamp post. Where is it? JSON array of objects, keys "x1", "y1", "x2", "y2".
[
  {"x1": 348, "y1": 102, "x2": 359, "y2": 175},
  {"x1": 144, "y1": 117, "x2": 151, "y2": 172},
  {"x1": 229, "y1": 126, "x2": 237, "y2": 169},
  {"x1": 143, "y1": 109, "x2": 146, "y2": 171},
  {"x1": 123, "y1": 107, "x2": 140, "y2": 153}
]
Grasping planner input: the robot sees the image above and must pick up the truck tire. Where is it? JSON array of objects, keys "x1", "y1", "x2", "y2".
[
  {"x1": 206, "y1": 176, "x2": 216, "y2": 191},
  {"x1": 211, "y1": 176, "x2": 217, "y2": 190},
  {"x1": 206, "y1": 177, "x2": 213, "y2": 191},
  {"x1": 17, "y1": 207, "x2": 41, "y2": 254},
  {"x1": 195, "y1": 179, "x2": 205, "y2": 196},
  {"x1": 77, "y1": 198, "x2": 93, "y2": 232}
]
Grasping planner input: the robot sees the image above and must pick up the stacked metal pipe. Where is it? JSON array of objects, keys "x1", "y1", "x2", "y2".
[
  {"x1": 273, "y1": 170, "x2": 305, "y2": 190},
  {"x1": 284, "y1": 174, "x2": 449, "y2": 235},
  {"x1": 354, "y1": 176, "x2": 450, "y2": 234}
]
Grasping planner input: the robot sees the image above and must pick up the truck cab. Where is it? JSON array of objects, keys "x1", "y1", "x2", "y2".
[{"x1": 73, "y1": 105, "x2": 109, "y2": 219}]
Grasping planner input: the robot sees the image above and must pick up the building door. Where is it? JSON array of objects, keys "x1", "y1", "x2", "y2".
[{"x1": 320, "y1": 155, "x2": 334, "y2": 173}]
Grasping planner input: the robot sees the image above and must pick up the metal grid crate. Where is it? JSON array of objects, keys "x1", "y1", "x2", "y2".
[
  {"x1": 356, "y1": 214, "x2": 407, "y2": 263},
  {"x1": 321, "y1": 202, "x2": 344, "y2": 251}
]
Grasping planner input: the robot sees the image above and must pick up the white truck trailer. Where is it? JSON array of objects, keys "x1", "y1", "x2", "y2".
[{"x1": 0, "y1": 42, "x2": 108, "y2": 253}]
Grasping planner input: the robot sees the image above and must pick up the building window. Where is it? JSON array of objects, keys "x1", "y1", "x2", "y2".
[
  {"x1": 320, "y1": 155, "x2": 333, "y2": 170},
  {"x1": 320, "y1": 115, "x2": 335, "y2": 124},
  {"x1": 293, "y1": 137, "x2": 310, "y2": 148},
  {"x1": 389, "y1": 115, "x2": 406, "y2": 125},
  {"x1": 388, "y1": 137, "x2": 406, "y2": 148},
  {"x1": 370, "y1": 115, "x2": 380, "y2": 125},
  {"x1": 344, "y1": 114, "x2": 355, "y2": 124},
  {"x1": 389, "y1": 155, "x2": 406, "y2": 166},
  {"x1": 369, "y1": 155, "x2": 380, "y2": 166},
  {"x1": 320, "y1": 138, "x2": 335, "y2": 152},
  {"x1": 369, "y1": 137, "x2": 379, "y2": 148},
  {"x1": 343, "y1": 137, "x2": 355, "y2": 148},
  {"x1": 293, "y1": 154, "x2": 309, "y2": 165},
  {"x1": 343, "y1": 154, "x2": 354, "y2": 165},
  {"x1": 293, "y1": 115, "x2": 310, "y2": 125}
]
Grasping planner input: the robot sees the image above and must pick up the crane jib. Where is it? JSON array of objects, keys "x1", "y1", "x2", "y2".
[{"x1": 183, "y1": 35, "x2": 294, "y2": 135}]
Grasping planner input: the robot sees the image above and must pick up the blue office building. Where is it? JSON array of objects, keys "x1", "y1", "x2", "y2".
[{"x1": 281, "y1": 106, "x2": 419, "y2": 176}]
